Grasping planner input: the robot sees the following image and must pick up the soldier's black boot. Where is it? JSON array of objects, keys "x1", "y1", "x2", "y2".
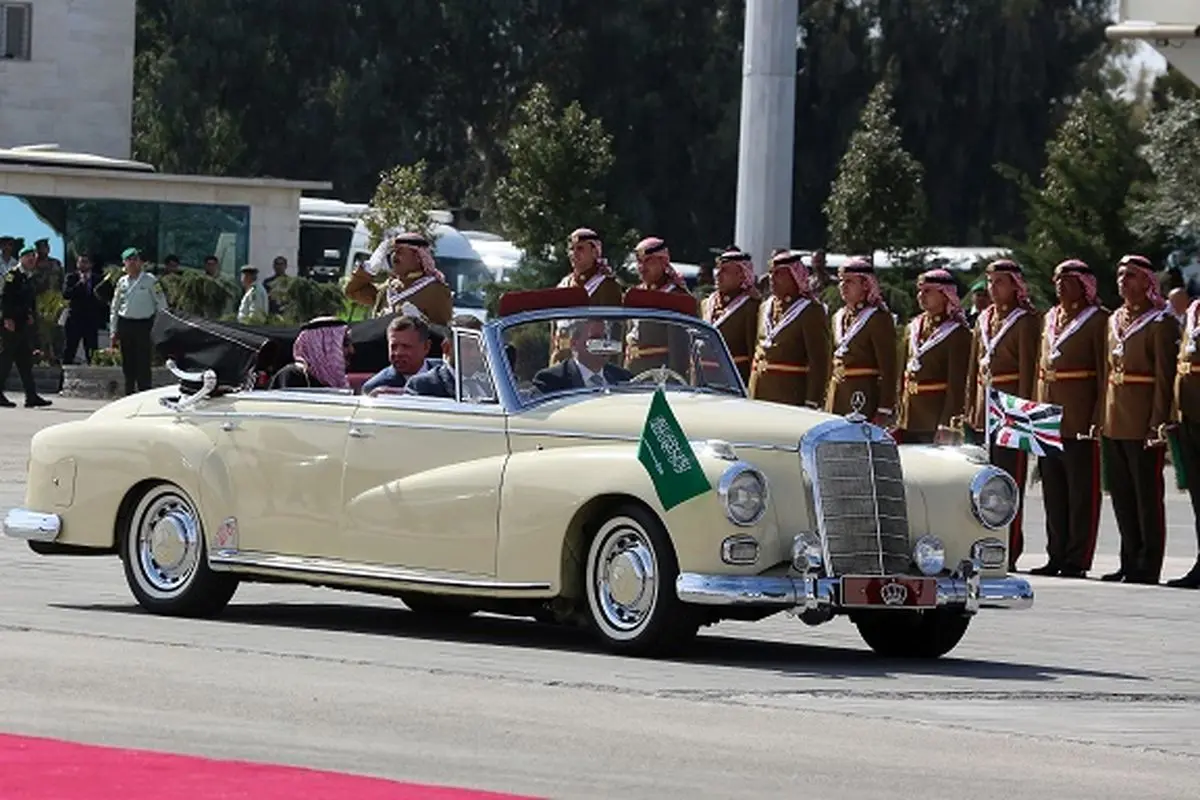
[
  {"x1": 0, "y1": 394, "x2": 14, "y2": 408},
  {"x1": 24, "y1": 395, "x2": 50, "y2": 408},
  {"x1": 1029, "y1": 563, "x2": 1060, "y2": 576},
  {"x1": 1165, "y1": 562, "x2": 1200, "y2": 589}
]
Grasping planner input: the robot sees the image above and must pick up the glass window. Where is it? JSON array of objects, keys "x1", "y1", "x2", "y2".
[{"x1": 454, "y1": 331, "x2": 496, "y2": 404}]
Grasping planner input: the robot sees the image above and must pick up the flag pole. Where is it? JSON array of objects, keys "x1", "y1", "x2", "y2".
[{"x1": 984, "y1": 369, "x2": 994, "y2": 462}]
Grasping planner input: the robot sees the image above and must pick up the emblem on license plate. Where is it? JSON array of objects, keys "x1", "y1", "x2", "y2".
[
  {"x1": 841, "y1": 575, "x2": 937, "y2": 608},
  {"x1": 880, "y1": 581, "x2": 909, "y2": 605}
]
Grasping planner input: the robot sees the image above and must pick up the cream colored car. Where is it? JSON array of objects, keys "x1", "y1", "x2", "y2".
[{"x1": 3, "y1": 297, "x2": 1032, "y2": 658}]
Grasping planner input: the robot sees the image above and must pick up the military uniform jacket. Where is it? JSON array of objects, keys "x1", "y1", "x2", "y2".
[
  {"x1": 964, "y1": 305, "x2": 1041, "y2": 431},
  {"x1": 703, "y1": 291, "x2": 761, "y2": 385},
  {"x1": 1035, "y1": 304, "x2": 1109, "y2": 440},
  {"x1": 624, "y1": 283, "x2": 698, "y2": 374},
  {"x1": 557, "y1": 269, "x2": 624, "y2": 307},
  {"x1": 896, "y1": 313, "x2": 971, "y2": 433},
  {"x1": 345, "y1": 268, "x2": 453, "y2": 326},
  {"x1": 748, "y1": 296, "x2": 830, "y2": 407},
  {"x1": 1, "y1": 268, "x2": 36, "y2": 331},
  {"x1": 1176, "y1": 300, "x2": 1200, "y2": 424},
  {"x1": 1103, "y1": 305, "x2": 1179, "y2": 440},
  {"x1": 824, "y1": 304, "x2": 897, "y2": 417}
]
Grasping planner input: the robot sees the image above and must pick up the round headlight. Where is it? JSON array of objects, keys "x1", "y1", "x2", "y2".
[
  {"x1": 718, "y1": 462, "x2": 768, "y2": 526},
  {"x1": 912, "y1": 535, "x2": 946, "y2": 576},
  {"x1": 970, "y1": 466, "x2": 1019, "y2": 529}
]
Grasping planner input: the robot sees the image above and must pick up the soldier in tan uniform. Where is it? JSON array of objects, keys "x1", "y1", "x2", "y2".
[
  {"x1": 1030, "y1": 260, "x2": 1108, "y2": 579},
  {"x1": 344, "y1": 232, "x2": 453, "y2": 325},
  {"x1": 1100, "y1": 254, "x2": 1180, "y2": 585},
  {"x1": 1166, "y1": 296, "x2": 1200, "y2": 588},
  {"x1": 702, "y1": 248, "x2": 761, "y2": 385},
  {"x1": 896, "y1": 269, "x2": 971, "y2": 444},
  {"x1": 624, "y1": 236, "x2": 698, "y2": 375},
  {"x1": 748, "y1": 250, "x2": 830, "y2": 408},
  {"x1": 964, "y1": 259, "x2": 1041, "y2": 571},
  {"x1": 825, "y1": 258, "x2": 897, "y2": 425},
  {"x1": 551, "y1": 228, "x2": 625, "y2": 364}
]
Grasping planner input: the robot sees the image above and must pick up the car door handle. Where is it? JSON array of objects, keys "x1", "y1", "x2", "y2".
[
  {"x1": 220, "y1": 421, "x2": 239, "y2": 432},
  {"x1": 348, "y1": 426, "x2": 371, "y2": 438}
]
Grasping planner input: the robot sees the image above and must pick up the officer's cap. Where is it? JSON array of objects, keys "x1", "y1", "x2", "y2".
[
  {"x1": 18, "y1": 245, "x2": 36, "y2": 257},
  {"x1": 121, "y1": 247, "x2": 141, "y2": 260}
]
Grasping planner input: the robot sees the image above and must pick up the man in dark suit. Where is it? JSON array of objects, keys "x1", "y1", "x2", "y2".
[
  {"x1": 405, "y1": 314, "x2": 486, "y2": 399},
  {"x1": 61, "y1": 252, "x2": 104, "y2": 364},
  {"x1": 533, "y1": 318, "x2": 633, "y2": 394}
]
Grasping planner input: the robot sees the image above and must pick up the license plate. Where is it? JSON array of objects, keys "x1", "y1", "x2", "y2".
[{"x1": 841, "y1": 575, "x2": 937, "y2": 608}]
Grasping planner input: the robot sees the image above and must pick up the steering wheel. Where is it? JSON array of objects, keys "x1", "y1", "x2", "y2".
[{"x1": 630, "y1": 366, "x2": 689, "y2": 386}]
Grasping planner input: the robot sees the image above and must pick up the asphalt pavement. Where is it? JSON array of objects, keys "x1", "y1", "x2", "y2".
[{"x1": 1, "y1": 398, "x2": 1198, "y2": 799}]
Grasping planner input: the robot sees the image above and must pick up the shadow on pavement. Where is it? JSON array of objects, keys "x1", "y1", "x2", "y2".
[{"x1": 52, "y1": 599, "x2": 1143, "y2": 684}]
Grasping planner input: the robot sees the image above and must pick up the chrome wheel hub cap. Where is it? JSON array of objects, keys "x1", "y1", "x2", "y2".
[
  {"x1": 137, "y1": 497, "x2": 200, "y2": 593},
  {"x1": 595, "y1": 530, "x2": 657, "y2": 631}
]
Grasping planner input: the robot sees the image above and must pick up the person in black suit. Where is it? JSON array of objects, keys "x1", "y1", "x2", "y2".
[
  {"x1": 61, "y1": 253, "x2": 105, "y2": 364},
  {"x1": 532, "y1": 318, "x2": 633, "y2": 394},
  {"x1": 405, "y1": 314, "x2": 485, "y2": 399}
]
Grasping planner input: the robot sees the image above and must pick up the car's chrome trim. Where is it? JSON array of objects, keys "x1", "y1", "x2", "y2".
[
  {"x1": 675, "y1": 572, "x2": 1033, "y2": 611},
  {"x1": 208, "y1": 550, "x2": 553, "y2": 593},
  {"x1": 2, "y1": 508, "x2": 62, "y2": 542},
  {"x1": 506, "y1": 426, "x2": 799, "y2": 452},
  {"x1": 186, "y1": 410, "x2": 353, "y2": 425}
]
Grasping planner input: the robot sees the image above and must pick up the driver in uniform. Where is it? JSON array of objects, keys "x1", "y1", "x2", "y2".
[
  {"x1": 624, "y1": 236, "x2": 697, "y2": 376},
  {"x1": 748, "y1": 250, "x2": 829, "y2": 408}
]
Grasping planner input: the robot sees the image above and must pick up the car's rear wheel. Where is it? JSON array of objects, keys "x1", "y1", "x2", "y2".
[
  {"x1": 853, "y1": 609, "x2": 971, "y2": 658},
  {"x1": 120, "y1": 482, "x2": 237, "y2": 617},
  {"x1": 584, "y1": 504, "x2": 697, "y2": 656}
]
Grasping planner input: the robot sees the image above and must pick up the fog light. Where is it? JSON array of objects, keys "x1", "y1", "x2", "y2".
[
  {"x1": 971, "y1": 537, "x2": 1006, "y2": 569},
  {"x1": 791, "y1": 532, "x2": 823, "y2": 574},
  {"x1": 721, "y1": 534, "x2": 759, "y2": 565},
  {"x1": 913, "y1": 535, "x2": 946, "y2": 576}
]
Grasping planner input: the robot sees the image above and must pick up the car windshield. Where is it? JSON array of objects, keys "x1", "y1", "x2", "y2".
[{"x1": 498, "y1": 311, "x2": 744, "y2": 406}]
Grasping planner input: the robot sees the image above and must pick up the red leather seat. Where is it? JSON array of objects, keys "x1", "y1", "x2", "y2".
[{"x1": 347, "y1": 372, "x2": 374, "y2": 394}]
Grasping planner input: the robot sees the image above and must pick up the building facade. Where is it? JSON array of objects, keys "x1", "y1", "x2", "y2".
[{"x1": 0, "y1": 0, "x2": 135, "y2": 159}]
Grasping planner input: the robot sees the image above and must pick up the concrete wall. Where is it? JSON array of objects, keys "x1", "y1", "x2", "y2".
[
  {"x1": 0, "y1": 166, "x2": 329, "y2": 273},
  {"x1": 0, "y1": 0, "x2": 136, "y2": 159}
]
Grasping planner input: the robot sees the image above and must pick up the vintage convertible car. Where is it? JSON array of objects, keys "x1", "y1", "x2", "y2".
[{"x1": 3, "y1": 288, "x2": 1032, "y2": 658}]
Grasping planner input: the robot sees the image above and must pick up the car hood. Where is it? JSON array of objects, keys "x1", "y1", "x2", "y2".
[{"x1": 513, "y1": 391, "x2": 833, "y2": 449}]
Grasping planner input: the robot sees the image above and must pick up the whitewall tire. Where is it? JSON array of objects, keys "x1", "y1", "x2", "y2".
[
  {"x1": 120, "y1": 483, "x2": 237, "y2": 617},
  {"x1": 584, "y1": 504, "x2": 697, "y2": 656}
]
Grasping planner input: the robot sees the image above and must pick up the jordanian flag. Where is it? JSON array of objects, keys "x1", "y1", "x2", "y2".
[
  {"x1": 987, "y1": 388, "x2": 1064, "y2": 456},
  {"x1": 637, "y1": 388, "x2": 713, "y2": 510}
]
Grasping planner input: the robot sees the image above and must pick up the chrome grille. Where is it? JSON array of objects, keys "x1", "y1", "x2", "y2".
[{"x1": 802, "y1": 424, "x2": 911, "y2": 576}]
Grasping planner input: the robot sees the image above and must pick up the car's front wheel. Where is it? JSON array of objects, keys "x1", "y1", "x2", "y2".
[
  {"x1": 584, "y1": 504, "x2": 697, "y2": 656},
  {"x1": 853, "y1": 609, "x2": 971, "y2": 658},
  {"x1": 121, "y1": 482, "x2": 237, "y2": 617}
]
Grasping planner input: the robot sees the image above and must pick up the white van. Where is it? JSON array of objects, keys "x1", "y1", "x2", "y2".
[{"x1": 298, "y1": 198, "x2": 495, "y2": 320}]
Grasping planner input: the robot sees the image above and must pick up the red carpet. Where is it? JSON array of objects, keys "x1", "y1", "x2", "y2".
[{"x1": 0, "y1": 733, "x2": 534, "y2": 799}]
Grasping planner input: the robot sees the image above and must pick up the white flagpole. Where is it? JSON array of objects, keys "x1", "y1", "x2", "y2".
[{"x1": 985, "y1": 369, "x2": 994, "y2": 462}]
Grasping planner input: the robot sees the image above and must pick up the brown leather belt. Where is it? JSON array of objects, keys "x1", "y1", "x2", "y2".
[
  {"x1": 628, "y1": 345, "x2": 669, "y2": 359},
  {"x1": 978, "y1": 371, "x2": 1019, "y2": 385},
  {"x1": 1179, "y1": 362, "x2": 1200, "y2": 376},
  {"x1": 1040, "y1": 368, "x2": 1097, "y2": 383},
  {"x1": 904, "y1": 380, "x2": 948, "y2": 395},
  {"x1": 1109, "y1": 371, "x2": 1154, "y2": 385},
  {"x1": 755, "y1": 361, "x2": 809, "y2": 375},
  {"x1": 831, "y1": 364, "x2": 880, "y2": 382}
]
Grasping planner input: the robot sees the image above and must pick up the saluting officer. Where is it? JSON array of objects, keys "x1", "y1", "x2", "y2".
[
  {"x1": 1031, "y1": 260, "x2": 1109, "y2": 579},
  {"x1": 0, "y1": 245, "x2": 51, "y2": 408},
  {"x1": 896, "y1": 269, "x2": 971, "y2": 444},
  {"x1": 624, "y1": 236, "x2": 697, "y2": 375},
  {"x1": 748, "y1": 250, "x2": 830, "y2": 408},
  {"x1": 702, "y1": 248, "x2": 761, "y2": 385},
  {"x1": 825, "y1": 258, "x2": 897, "y2": 425},
  {"x1": 345, "y1": 232, "x2": 453, "y2": 325},
  {"x1": 109, "y1": 247, "x2": 169, "y2": 396},
  {"x1": 964, "y1": 259, "x2": 1040, "y2": 571},
  {"x1": 1166, "y1": 295, "x2": 1200, "y2": 588},
  {"x1": 1101, "y1": 254, "x2": 1180, "y2": 585}
]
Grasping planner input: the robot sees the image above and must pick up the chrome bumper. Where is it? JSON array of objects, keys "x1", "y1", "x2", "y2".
[
  {"x1": 676, "y1": 571, "x2": 1033, "y2": 613},
  {"x1": 2, "y1": 508, "x2": 62, "y2": 542}
]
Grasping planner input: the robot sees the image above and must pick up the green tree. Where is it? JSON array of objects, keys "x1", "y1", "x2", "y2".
[
  {"x1": 1001, "y1": 89, "x2": 1149, "y2": 308},
  {"x1": 1128, "y1": 93, "x2": 1200, "y2": 257},
  {"x1": 493, "y1": 82, "x2": 632, "y2": 288},
  {"x1": 824, "y1": 76, "x2": 929, "y2": 257},
  {"x1": 361, "y1": 161, "x2": 445, "y2": 250}
]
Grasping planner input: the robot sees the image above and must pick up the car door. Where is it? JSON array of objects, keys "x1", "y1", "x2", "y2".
[
  {"x1": 339, "y1": 331, "x2": 506, "y2": 576},
  {"x1": 194, "y1": 389, "x2": 357, "y2": 558}
]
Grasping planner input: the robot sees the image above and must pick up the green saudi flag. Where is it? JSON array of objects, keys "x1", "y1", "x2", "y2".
[{"x1": 637, "y1": 388, "x2": 713, "y2": 510}]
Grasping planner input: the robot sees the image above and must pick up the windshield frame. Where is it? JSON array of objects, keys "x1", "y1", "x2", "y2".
[{"x1": 481, "y1": 305, "x2": 747, "y2": 413}]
